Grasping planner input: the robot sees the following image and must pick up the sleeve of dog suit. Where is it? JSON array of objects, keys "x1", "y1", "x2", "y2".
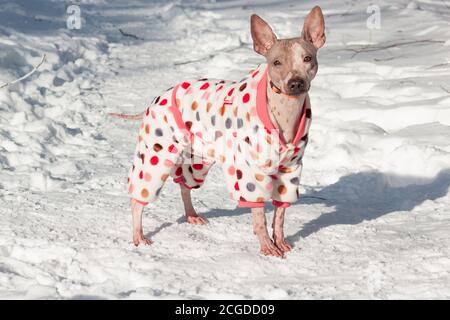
[
  {"x1": 235, "y1": 163, "x2": 274, "y2": 207},
  {"x1": 235, "y1": 161, "x2": 303, "y2": 208},
  {"x1": 271, "y1": 161, "x2": 303, "y2": 206}
]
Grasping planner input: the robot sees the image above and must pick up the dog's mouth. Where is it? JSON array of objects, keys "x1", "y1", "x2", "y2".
[{"x1": 286, "y1": 86, "x2": 309, "y2": 96}]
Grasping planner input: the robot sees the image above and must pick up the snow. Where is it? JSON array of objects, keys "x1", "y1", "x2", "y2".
[{"x1": 0, "y1": 0, "x2": 449, "y2": 299}]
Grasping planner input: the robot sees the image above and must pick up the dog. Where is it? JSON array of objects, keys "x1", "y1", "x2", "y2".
[{"x1": 113, "y1": 6, "x2": 325, "y2": 258}]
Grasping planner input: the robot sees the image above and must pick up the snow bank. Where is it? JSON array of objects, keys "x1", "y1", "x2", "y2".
[{"x1": 0, "y1": 0, "x2": 113, "y2": 192}]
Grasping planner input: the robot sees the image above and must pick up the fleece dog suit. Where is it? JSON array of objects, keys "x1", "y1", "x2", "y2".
[{"x1": 128, "y1": 63, "x2": 312, "y2": 208}]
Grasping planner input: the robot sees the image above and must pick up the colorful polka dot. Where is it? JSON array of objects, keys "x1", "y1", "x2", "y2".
[
  {"x1": 141, "y1": 188, "x2": 149, "y2": 198},
  {"x1": 164, "y1": 159, "x2": 174, "y2": 167},
  {"x1": 153, "y1": 143, "x2": 163, "y2": 152},
  {"x1": 278, "y1": 185, "x2": 287, "y2": 195},
  {"x1": 168, "y1": 144, "x2": 178, "y2": 153},
  {"x1": 150, "y1": 156, "x2": 159, "y2": 165},
  {"x1": 218, "y1": 105, "x2": 225, "y2": 117},
  {"x1": 255, "y1": 174, "x2": 264, "y2": 181}
]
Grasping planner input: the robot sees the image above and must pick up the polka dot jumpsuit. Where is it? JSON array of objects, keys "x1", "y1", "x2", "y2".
[{"x1": 128, "y1": 63, "x2": 312, "y2": 208}]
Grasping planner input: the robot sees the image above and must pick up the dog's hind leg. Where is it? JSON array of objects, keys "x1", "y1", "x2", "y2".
[
  {"x1": 131, "y1": 198, "x2": 152, "y2": 246},
  {"x1": 180, "y1": 184, "x2": 208, "y2": 225}
]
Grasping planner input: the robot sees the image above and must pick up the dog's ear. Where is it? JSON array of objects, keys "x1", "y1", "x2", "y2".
[
  {"x1": 301, "y1": 6, "x2": 326, "y2": 49},
  {"x1": 250, "y1": 14, "x2": 277, "y2": 56}
]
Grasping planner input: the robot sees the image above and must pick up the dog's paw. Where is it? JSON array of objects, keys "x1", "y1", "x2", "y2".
[
  {"x1": 133, "y1": 233, "x2": 153, "y2": 246},
  {"x1": 274, "y1": 239, "x2": 292, "y2": 253},
  {"x1": 186, "y1": 215, "x2": 209, "y2": 225},
  {"x1": 258, "y1": 236, "x2": 285, "y2": 258}
]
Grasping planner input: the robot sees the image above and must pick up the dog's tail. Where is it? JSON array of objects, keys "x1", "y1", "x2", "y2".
[{"x1": 108, "y1": 112, "x2": 144, "y2": 120}]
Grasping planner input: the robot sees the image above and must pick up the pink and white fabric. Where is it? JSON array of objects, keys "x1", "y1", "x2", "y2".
[{"x1": 128, "y1": 63, "x2": 312, "y2": 208}]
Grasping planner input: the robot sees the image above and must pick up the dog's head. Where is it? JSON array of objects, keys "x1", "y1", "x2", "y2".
[{"x1": 250, "y1": 6, "x2": 325, "y2": 96}]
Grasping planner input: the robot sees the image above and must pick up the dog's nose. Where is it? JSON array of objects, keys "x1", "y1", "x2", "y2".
[{"x1": 287, "y1": 78, "x2": 306, "y2": 95}]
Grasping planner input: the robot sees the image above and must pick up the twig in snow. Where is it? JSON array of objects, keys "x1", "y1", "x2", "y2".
[
  {"x1": 301, "y1": 195, "x2": 327, "y2": 201},
  {"x1": 119, "y1": 28, "x2": 143, "y2": 40},
  {"x1": 427, "y1": 62, "x2": 450, "y2": 70},
  {"x1": 197, "y1": 199, "x2": 209, "y2": 209},
  {"x1": 374, "y1": 55, "x2": 405, "y2": 62},
  {"x1": 342, "y1": 40, "x2": 445, "y2": 59},
  {"x1": 175, "y1": 56, "x2": 213, "y2": 66},
  {"x1": 441, "y1": 85, "x2": 450, "y2": 94},
  {"x1": 0, "y1": 54, "x2": 46, "y2": 90}
]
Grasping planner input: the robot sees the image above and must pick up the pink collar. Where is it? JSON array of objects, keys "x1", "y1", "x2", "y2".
[{"x1": 256, "y1": 67, "x2": 309, "y2": 149}]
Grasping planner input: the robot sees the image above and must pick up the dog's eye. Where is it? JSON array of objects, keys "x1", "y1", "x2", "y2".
[
  {"x1": 273, "y1": 60, "x2": 282, "y2": 66},
  {"x1": 304, "y1": 56, "x2": 312, "y2": 62}
]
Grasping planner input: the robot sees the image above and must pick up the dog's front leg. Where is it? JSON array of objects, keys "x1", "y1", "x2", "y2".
[
  {"x1": 252, "y1": 207, "x2": 284, "y2": 258},
  {"x1": 180, "y1": 185, "x2": 208, "y2": 225},
  {"x1": 272, "y1": 207, "x2": 292, "y2": 252}
]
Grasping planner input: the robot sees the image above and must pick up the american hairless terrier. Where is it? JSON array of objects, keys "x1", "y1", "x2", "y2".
[{"x1": 111, "y1": 6, "x2": 325, "y2": 258}]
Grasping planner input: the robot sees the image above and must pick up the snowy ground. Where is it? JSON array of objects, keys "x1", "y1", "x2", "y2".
[{"x1": 1, "y1": 0, "x2": 450, "y2": 299}]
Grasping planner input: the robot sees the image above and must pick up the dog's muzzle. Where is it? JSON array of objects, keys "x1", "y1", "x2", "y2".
[{"x1": 287, "y1": 77, "x2": 308, "y2": 95}]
